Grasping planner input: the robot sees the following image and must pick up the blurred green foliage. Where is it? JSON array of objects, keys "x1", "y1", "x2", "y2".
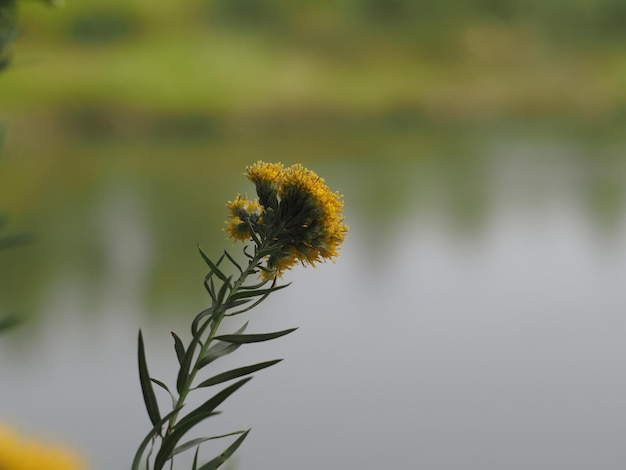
[
  {"x1": 0, "y1": 0, "x2": 17, "y2": 71},
  {"x1": 67, "y1": 7, "x2": 140, "y2": 45},
  {"x1": 2, "y1": 0, "x2": 625, "y2": 118}
]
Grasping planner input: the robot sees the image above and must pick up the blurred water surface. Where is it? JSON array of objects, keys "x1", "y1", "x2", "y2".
[{"x1": 1, "y1": 125, "x2": 626, "y2": 470}]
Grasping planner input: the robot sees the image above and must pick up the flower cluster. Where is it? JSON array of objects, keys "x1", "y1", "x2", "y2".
[
  {"x1": 0, "y1": 423, "x2": 85, "y2": 470},
  {"x1": 225, "y1": 194, "x2": 264, "y2": 241},
  {"x1": 226, "y1": 161, "x2": 348, "y2": 278}
]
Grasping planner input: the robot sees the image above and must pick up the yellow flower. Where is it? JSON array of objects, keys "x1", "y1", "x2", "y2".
[
  {"x1": 234, "y1": 161, "x2": 348, "y2": 278},
  {"x1": 273, "y1": 163, "x2": 348, "y2": 269},
  {"x1": 225, "y1": 194, "x2": 263, "y2": 241},
  {"x1": 246, "y1": 161, "x2": 283, "y2": 211},
  {"x1": 0, "y1": 423, "x2": 86, "y2": 470},
  {"x1": 246, "y1": 161, "x2": 283, "y2": 189}
]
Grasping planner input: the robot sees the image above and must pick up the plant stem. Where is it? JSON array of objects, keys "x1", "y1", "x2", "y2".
[{"x1": 165, "y1": 244, "x2": 268, "y2": 437}]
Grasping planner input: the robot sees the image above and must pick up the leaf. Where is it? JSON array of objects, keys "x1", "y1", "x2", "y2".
[
  {"x1": 171, "y1": 431, "x2": 246, "y2": 457},
  {"x1": 150, "y1": 378, "x2": 171, "y2": 394},
  {"x1": 153, "y1": 411, "x2": 220, "y2": 470},
  {"x1": 215, "y1": 275, "x2": 232, "y2": 307},
  {"x1": 154, "y1": 378, "x2": 251, "y2": 470},
  {"x1": 131, "y1": 408, "x2": 182, "y2": 470},
  {"x1": 151, "y1": 378, "x2": 176, "y2": 407},
  {"x1": 227, "y1": 294, "x2": 273, "y2": 316},
  {"x1": 197, "y1": 430, "x2": 251, "y2": 470},
  {"x1": 239, "y1": 278, "x2": 272, "y2": 290},
  {"x1": 195, "y1": 359, "x2": 283, "y2": 388},
  {"x1": 227, "y1": 283, "x2": 290, "y2": 317},
  {"x1": 198, "y1": 245, "x2": 230, "y2": 283},
  {"x1": 229, "y1": 282, "x2": 289, "y2": 301},
  {"x1": 224, "y1": 299, "x2": 252, "y2": 310},
  {"x1": 192, "y1": 447, "x2": 200, "y2": 470},
  {"x1": 138, "y1": 330, "x2": 161, "y2": 426},
  {"x1": 170, "y1": 331, "x2": 186, "y2": 365},
  {"x1": 244, "y1": 216, "x2": 262, "y2": 246},
  {"x1": 191, "y1": 307, "x2": 215, "y2": 337},
  {"x1": 197, "y1": 342, "x2": 241, "y2": 370},
  {"x1": 223, "y1": 249, "x2": 243, "y2": 273},
  {"x1": 256, "y1": 242, "x2": 284, "y2": 258},
  {"x1": 196, "y1": 322, "x2": 248, "y2": 370},
  {"x1": 215, "y1": 327, "x2": 298, "y2": 344},
  {"x1": 204, "y1": 273, "x2": 217, "y2": 302},
  {"x1": 177, "y1": 318, "x2": 213, "y2": 394},
  {"x1": 176, "y1": 378, "x2": 252, "y2": 432}
]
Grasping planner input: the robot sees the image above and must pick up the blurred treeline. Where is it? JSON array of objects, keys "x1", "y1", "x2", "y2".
[
  {"x1": 15, "y1": 0, "x2": 626, "y2": 45},
  {"x1": 3, "y1": 0, "x2": 626, "y2": 122}
]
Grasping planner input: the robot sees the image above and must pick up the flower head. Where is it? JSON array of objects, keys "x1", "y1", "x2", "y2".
[
  {"x1": 0, "y1": 423, "x2": 86, "y2": 470},
  {"x1": 228, "y1": 161, "x2": 348, "y2": 278},
  {"x1": 225, "y1": 194, "x2": 263, "y2": 241},
  {"x1": 245, "y1": 161, "x2": 283, "y2": 211}
]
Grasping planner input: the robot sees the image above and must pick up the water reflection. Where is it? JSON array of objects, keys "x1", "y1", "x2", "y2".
[
  {"x1": 1, "y1": 127, "x2": 626, "y2": 469},
  {"x1": 2, "y1": 124, "x2": 626, "y2": 317}
]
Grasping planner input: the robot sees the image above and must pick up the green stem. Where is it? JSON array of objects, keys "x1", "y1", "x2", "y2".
[{"x1": 165, "y1": 243, "x2": 268, "y2": 438}]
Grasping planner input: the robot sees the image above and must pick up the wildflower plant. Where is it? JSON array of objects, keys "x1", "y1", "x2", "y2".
[{"x1": 134, "y1": 162, "x2": 347, "y2": 469}]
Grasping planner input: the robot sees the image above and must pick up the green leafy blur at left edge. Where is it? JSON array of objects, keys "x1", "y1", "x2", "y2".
[
  {"x1": 134, "y1": 162, "x2": 347, "y2": 469},
  {"x1": 0, "y1": 0, "x2": 61, "y2": 73}
]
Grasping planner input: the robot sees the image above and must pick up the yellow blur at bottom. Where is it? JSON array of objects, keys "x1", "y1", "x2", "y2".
[{"x1": 0, "y1": 423, "x2": 85, "y2": 470}]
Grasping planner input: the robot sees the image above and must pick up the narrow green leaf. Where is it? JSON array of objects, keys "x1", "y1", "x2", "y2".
[
  {"x1": 197, "y1": 342, "x2": 241, "y2": 370},
  {"x1": 151, "y1": 378, "x2": 176, "y2": 407},
  {"x1": 176, "y1": 378, "x2": 252, "y2": 432},
  {"x1": 177, "y1": 318, "x2": 212, "y2": 394},
  {"x1": 171, "y1": 431, "x2": 246, "y2": 457},
  {"x1": 150, "y1": 378, "x2": 171, "y2": 394},
  {"x1": 198, "y1": 245, "x2": 229, "y2": 283},
  {"x1": 227, "y1": 283, "x2": 289, "y2": 316},
  {"x1": 215, "y1": 327, "x2": 298, "y2": 344},
  {"x1": 204, "y1": 274, "x2": 217, "y2": 302},
  {"x1": 239, "y1": 279, "x2": 272, "y2": 290},
  {"x1": 223, "y1": 249, "x2": 243, "y2": 273},
  {"x1": 242, "y1": 244, "x2": 254, "y2": 259},
  {"x1": 227, "y1": 292, "x2": 275, "y2": 316},
  {"x1": 256, "y1": 242, "x2": 284, "y2": 258},
  {"x1": 221, "y1": 299, "x2": 253, "y2": 317},
  {"x1": 171, "y1": 332, "x2": 185, "y2": 365},
  {"x1": 191, "y1": 307, "x2": 215, "y2": 337},
  {"x1": 153, "y1": 410, "x2": 220, "y2": 470},
  {"x1": 192, "y1": 447, "x2": 200, "y2": 470},
  {"x1": 138, "y1": 330, "x2": 161, "y2": 426},
  {"x1": 215, "y1": 275, "x2": 232, "y2": 307},
  {"x1": 197, "y1": 322, "x2": 248, "y2": 370},
  {"x1": 244, "y1": 216, "x2": 261, "y2": 246},
  {"x1": 172, "y1": 437, "x2": 212, "y2": 458},
  {"x1": 230, "y1": 283, "x2": 289, "y2": 301},
  {"x1": 131, "y1": 408, "x2": 182, "y2": 470},
  {"x1": 202, "y1": 253, "x2": 227, "y2": 298},
  {"x1": 197, "y1": 430, "x2": 251, "y2": 470},
  {"x1": 196, "y1": 359, "x2": 283, "y2": 388},
  {"x1": 224, "y1": 299, "x2": 252, "y2": 310}
]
